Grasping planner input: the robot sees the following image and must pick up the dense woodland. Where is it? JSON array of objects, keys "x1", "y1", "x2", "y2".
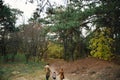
[{"x1": 0, "y1": 0, "x2": 120, "y2": 63}]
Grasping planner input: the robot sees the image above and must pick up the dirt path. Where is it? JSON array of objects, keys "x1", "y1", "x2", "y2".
[
  {"x1": 9, "y1": 58, "x2": 120, "y2": 80},
  {"x1": 48, "y1": 58, "x2": 120, "y2": 80},
  {"x1": 10, "y1": 64, "x2": 69, "y2": 80},
  {"x1": 50, "y1": 65, "x2": 69, "y2": 80}
]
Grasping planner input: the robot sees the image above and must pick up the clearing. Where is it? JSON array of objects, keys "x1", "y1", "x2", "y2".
[{"x1": 0, "y1": 57, "x2": 120, "y2": 80}]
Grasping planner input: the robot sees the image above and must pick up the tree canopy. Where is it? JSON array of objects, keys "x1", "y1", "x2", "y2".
[{"x1": 1, "y1": 0, "x2": 120, "y2": 62}]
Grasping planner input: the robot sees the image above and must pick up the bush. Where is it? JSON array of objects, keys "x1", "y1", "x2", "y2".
[{"x1": 89, "y1": 28, "x2": 114, "y2": 60}]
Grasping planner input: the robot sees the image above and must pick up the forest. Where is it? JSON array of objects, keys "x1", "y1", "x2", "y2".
[{"x1": 0, "y1": 0, "x2": 120, "y2": 80}]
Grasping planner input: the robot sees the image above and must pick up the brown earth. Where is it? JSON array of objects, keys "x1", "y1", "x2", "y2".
[
  {"x1": 7, "y1": 57, "x2": 120, "y2": 80},
  {"x1": 49, "y1": 57, "x2": 120, "y2": 80}
]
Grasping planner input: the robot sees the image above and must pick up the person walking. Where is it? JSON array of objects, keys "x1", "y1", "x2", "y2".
[
  {"x1": 45, "y1": 64, "x2": 51, "y2": 80},
  {"x1": 52, "y1": 72, "x2": 56, "y2": 80},
  {"x1": 58, "y1": 68, "x2": 64, "y2": 80}
]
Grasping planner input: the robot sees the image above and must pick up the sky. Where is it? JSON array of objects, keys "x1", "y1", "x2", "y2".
[
  {"x1": 3, "y1": 0, "x2": 87, "y2": 36},
  {"x1": 3, "y1": 0, "x2": 66, "y2": 25}
]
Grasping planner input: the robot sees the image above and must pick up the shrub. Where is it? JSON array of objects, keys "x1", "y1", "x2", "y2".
[{"x1": 89, "y1": 28, "x2": 114, "y2": 60}]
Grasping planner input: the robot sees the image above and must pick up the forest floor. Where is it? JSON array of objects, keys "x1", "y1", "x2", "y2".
[{"x1": 0, "y1": 57, "x2": 120, "y2": 80}]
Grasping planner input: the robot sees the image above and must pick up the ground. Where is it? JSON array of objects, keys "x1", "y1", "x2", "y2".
[
  {"x1": 0, "y1": 57, "x2": 120, "y2": 80},
  {"x1": 49, "y1": 57, "x2": 120, "y2": 80}
]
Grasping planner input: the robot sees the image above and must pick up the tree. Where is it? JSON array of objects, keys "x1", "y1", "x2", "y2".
[
  {"x1": 0, "y1": 0, "x2": 22, "y2": 62},
  {"x1": 93, "y1": 0, "x2": 120, "y2": 55},
  {"x1": 44, "y1": 0, "x2": 95, "y2": 61},
  {"x1": 19, "y1": 23, "x2": 48, "y2": 62},
  {"x1": 5, "y1": 31, "x2": 20, "y2": 62},
  {"x1": 27, "y1": 0, "x2": 120, "y2": 60}
]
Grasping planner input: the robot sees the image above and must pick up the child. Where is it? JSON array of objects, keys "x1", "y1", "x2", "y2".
[
  {"x1": 58, "y1": 68, "x2": 64, "y2": 80},
  {"x1": 52, "y1": 72, "x2": 56, "y2": 80}
]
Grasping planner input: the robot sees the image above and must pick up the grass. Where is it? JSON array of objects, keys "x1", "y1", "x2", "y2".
[
  {"x1": 0, "y1": 62, "x2": 46, "y2": 80},
  {"x1": 0, "y1": 54, "x2": 46, "y2": 80}
]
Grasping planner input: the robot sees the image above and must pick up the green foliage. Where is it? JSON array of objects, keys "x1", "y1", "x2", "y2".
[
  {"x1": 47, "y1": 42, "x2": 63, "y2": 58},
  {"x1": 0, "y1": 2, "x2": 15, "y2": 30},
  {"x1": 43, "y1": 1, "x2": 93, "y2": 61},
  {"x1": 0, "y1": 53, "x2": 26, "y2": 63},
  {"x1": 15, "y1": 53, "x2": 26, "y2": 62},
  {"x1": 89, "y1": 28, "x2": 114, "y2": 60},
  {"x1": 93, "y1": 0, "x2": 120, "y2": 54},
  {"x1": 0, "y1": 1, "x2": 23, "y2": 62}
]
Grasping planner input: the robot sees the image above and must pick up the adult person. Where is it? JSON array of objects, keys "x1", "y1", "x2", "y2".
[{"x1": 45, "y1": 64, "x2": 51, "y2": 80}]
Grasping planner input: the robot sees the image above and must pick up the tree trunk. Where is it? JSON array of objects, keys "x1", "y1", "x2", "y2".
[
  {"x1": 63, "y1": 38, "x2": 68, "y2": 60},
  {"x1": 1, "y1": 34, "x2": 8, "y2": 62},
  {"x1": 25, "y1": 54, "x2": 30, "y2": 63}
]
